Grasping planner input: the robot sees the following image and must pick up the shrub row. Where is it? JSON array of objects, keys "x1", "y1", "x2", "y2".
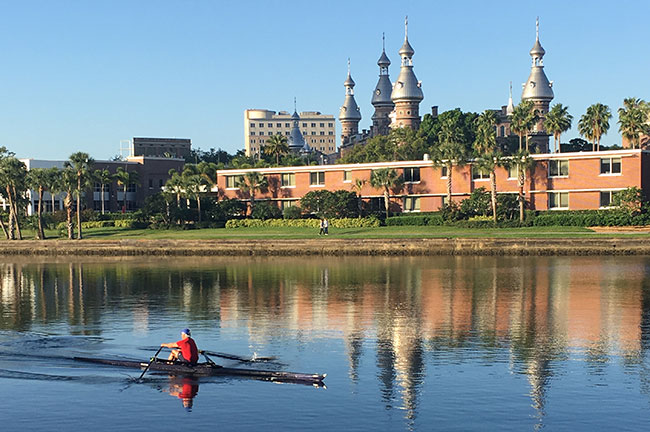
[
  {"x1": 532, "y1": 210, "x2": 648, "y2": 227},
  {"x1": 226, "y1": 217, "x2": 380, "y2": 229},
  {"x1": 386, "y1": 214, "x2": 444, "y2": 226},
  {"x1": 56, "y1": 219, "x2": 148, "y2": 230}
]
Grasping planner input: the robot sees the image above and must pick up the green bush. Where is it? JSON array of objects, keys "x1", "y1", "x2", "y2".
[
  {"x1": 283, "y1": 205, "x2": 303, "y2": 219},
  {"x1": 81, "y1": 220, "x2": 115, "y2": 229},
  {"x1": 532, "y1": 210, "x2": 649, "y2": 227},
  {"x1": 250, "y1": 201, "x2": 282, "y2": 220},
  {"x1": 225, "y1": 217, "x2": 380, "y2": 229},
  {"x1": 385, "y1": 213, "x2": 444, "y2": 226},
  {"x1": 114, "y1": 219, "x2": 149, "y2": 229}
]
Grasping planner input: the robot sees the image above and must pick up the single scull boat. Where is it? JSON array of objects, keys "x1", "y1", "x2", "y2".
[{"x1": 73, "y1": 356, "x2": 326, "y2": 386}]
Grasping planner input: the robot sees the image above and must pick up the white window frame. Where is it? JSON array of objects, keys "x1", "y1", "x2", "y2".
[
  {"x1": 600, "y1": 157, "x2": 622, "y2": 176},
  {"x1": 548, "y1": 192, "x2": 569, "y2": 210},
  {"x1": 472, "y1": 166, "x2": 490, "y2": 181},
  {"x1": 281, "y1": 173, "x2": 296, "y2": 188},
  {"x1": 309, "y1": 171, "x2": 325, "y2": 186},
  {"x1": 403, "y1": 196, "x2": 421, "y2": 213},
  {"x1": 343, "y1": 171, "x2": 352, "y2": 183},
  {"x1": 226, "y1": 175, "x2": 242, "y2": 189},
  {"x1": 548, "y1": 160, "x2": 569, "y2": 178},
  {"x1": 403, "y1": 167, "x2": 421, "y2": 184}
]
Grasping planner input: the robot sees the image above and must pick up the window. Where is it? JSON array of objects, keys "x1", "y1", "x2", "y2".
[
  {"x1": 285, "y1": 132, "x2": 290, "y2": 136},
  {"x1": 311, "y1": 123, "x2": 316, "y2": 127},
  {"x1": 250, "y1": 131, "x2": 255, "y2": 136},
  {"x1": 250, "y1": 123, "x2": 255, "y2": 128},
  {"x1": 549, "y1": 160, "x2": 569, "y2": 177},
  {"x1": 159, "y1": 179, "x2": 163, "y2": 188},
  {"x1": 320, "y1": 123, "x2": 324, "y2": 127},
  {"x1": 276, "y1": 123, "x2": 282, "y2": 127},
  {"x1": 127, "y1": 183, "x2": 137, "y2": 193},
  {"x1": 226, "y1": 175, "x2": 242, "y2": 189},
  {"x1": 403, "y1": 196, "x2": 421, "y2": 212},
  {"x1": 328, "y1": 131, "x2": 334, "y2": 135},
  {"x1": 280, "y1": 200, "x2": 297, "y2": 210},
  {"x1": 507, "y1": 165, "x2": 518, "y2": 179},
  {"x1": 403, "y1": 167, "x2": 420, "y2": 183},
  {"x1": 548, "y1": 192, "x2": 569, "y2": 209},
  {"x1": 285, "y1": 123, "x2": 290, "y2": 127},
  {"x1": 320, "y1": 131, "x2": 325, "y2": 135},
  {"x1": 600, "y1": 158, "x2": 621, "y2": 175},
  {"x1": 93, "y1": 182, "x2": 102, "y2": 193},
  {"x1": 302, "y1": 123, "x2": 307, "y2": 127},
  {"x1": 259, "y1": 123, "x2": 264, "y2": 127},
  {"x1": 311, "y1": 131, "x2": 316, "y2": 135},
  {"x1": 148, "y1": 179, "x2": 153, "y2": 189},
  {"x1": 281, "y1": 173, "x2": 295, "y2": 187},
  {"x1": 500, "y1": 126, "x2": 505, "y2": 137},
  {"x1": 328, "y1": 123, "x2": 333, "y2": 127},
  {"x1": 259, "y1": 131, "x2": 264, "y2": 136},
  {"x1": 268, "y1": 123, "x2": 272, "y2": 127},
  {"x1": 310, "y1": 172, "x2": 325, "y2": 186},
  {"x1": 472, "y1": 166, "x2": 490, "y2": 180},
  {"x1": 343, "y1": 171, "x2": 352, "y2": 182},
  {"x1": 441, "y1": 166, "x2": 448, "y2": 177}
]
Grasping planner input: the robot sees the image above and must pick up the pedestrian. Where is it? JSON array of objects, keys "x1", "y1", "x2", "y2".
[
  {"x1": 319, "y1": 218, "x2": 325, "y2": 235},
  {"x1": 323, "y1": 218, "x2": 329, "y2": 235}
]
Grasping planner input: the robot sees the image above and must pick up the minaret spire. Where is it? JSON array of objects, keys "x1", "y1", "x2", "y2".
[
  {"x1": 405, "y1": 16, "x2": 408, "y2": 39},
  {"x1": 506, "y1": 81, "x2": 514, "y2": 116},
  {"x1": 536, "y1": 16, "x2": 539, "y2": 41},
  {"x1": 294, "y1": 97, "x2": 297, "y2": 113},
  {"x1": 382, "y1": 32, "x2": 385, "y2": 51}
]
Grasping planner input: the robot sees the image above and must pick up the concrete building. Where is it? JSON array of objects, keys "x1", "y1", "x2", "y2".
[
  {"x1": 216, "y1": 149, "x2": 650, "y2": 213},
  {"x1": 131, "y1": 137, "x2": 191, "y2": 159},
  {"x1": 244, "y1": 109, "x2": 336, "y2": 158}
]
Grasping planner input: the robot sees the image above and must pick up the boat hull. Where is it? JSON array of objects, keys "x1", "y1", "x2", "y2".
[{"x1": 73, "y1": 356, "x2": 326, "y2": 385}]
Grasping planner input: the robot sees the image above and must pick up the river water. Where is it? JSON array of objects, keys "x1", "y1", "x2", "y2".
[{"x1": 1, "y1": 256, "x2": 649, "y2": 431}]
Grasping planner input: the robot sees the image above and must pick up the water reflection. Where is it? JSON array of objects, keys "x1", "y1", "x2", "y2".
[
  {"x1": 164, "y1": 376, "x2": 199, "y2": 411},
  {"x1": 1, "y1": 256, "x2": 650, "y2": 426}
]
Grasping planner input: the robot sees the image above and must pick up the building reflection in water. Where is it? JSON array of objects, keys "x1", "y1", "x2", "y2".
[{"x1": 1, "y1": 256, "x2": 649, "y2": 423}]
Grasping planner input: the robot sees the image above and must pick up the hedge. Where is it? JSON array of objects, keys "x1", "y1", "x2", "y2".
[
  {"x1": 532, "y1": 210, "x2": 649, "y2": 227},
  {"x1": 226, "y1": 217, "x2": 380, "y2": 229},
  {"x1": 385, "y1": 214, "x2": 444, "y2": 226}
]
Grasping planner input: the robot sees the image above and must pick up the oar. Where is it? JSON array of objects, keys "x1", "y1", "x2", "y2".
[
  {"x1": 136, "y1": 346, "x2": 163, "y2": 381},
  {"x1": 199, "y1": 350, "x2": 277, "y2": 363}
]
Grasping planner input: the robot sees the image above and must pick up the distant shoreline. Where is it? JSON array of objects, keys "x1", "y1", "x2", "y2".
[{"x1": 1, "y1": 238, "x2": 650, "y2": 256}]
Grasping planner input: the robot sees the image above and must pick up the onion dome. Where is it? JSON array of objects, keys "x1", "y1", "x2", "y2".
[
  {"x1": 372, "y1": 35, "x2": 394, "y2": 107},
  {"x1": 521, "y1": 18, "x2": 554, "y2": 102},
  {"x1": 391, "y1": 17, "x2": 423, "y2": 103},
  {"x1": 288, "y1": 110, "x2": 306, "y2": 151},
  {"x1": 339, "y1": 60, "x2": 362, "y2": 121},
  {"x1": 378, "y1": 50, "x2": 390, "y2": 67}
]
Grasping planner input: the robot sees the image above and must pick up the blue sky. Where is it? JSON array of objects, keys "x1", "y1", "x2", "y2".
[{"x1": 1, "y1": 0, "x2": 648, "y2": 160}]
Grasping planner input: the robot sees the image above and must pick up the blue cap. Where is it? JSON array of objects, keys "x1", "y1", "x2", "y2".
[{"x1": 181, "y1": 328, "x2": 191, "y2": 336}]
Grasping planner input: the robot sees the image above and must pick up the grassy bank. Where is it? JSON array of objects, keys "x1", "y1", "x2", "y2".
[{"x1": 7, "y1": 225, "x2": 650, "y2": 241}]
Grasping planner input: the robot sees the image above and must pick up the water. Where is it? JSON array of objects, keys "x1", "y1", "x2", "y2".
[{"x1": 1, "y1": 256, "x2": 650, "y2": 431}]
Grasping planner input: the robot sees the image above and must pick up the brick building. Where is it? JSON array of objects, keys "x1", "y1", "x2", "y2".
[{"x1": 216, "y1": 149, "x2": 650, "y2": 213}]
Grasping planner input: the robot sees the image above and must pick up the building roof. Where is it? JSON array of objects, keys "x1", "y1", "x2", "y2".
[
  {"x1": 522, "y1": 19, "x2": 554, "y2": 102},
  {"x1": 339, "y1": 69, "x2": 362, "y2": 121},
  {"x1": 288, "y1": 111, "x2": 306, "y2": 150}
]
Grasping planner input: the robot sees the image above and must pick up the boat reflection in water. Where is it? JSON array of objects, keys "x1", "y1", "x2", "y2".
[{"x1": 164, "y1": 376, "x2": 199, "y2": 412}]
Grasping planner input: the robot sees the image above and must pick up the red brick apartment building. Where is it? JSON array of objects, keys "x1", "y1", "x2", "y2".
[{"x1": 216, "y1": 149, "x2": 650, "y2": 214}]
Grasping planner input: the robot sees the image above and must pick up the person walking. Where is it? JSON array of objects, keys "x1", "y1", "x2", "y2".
[
  {"x1": 319, "y1": 218, "x2": 325, "y2": 235},
  {"x1": 322, "y1": 218, "x2": 329, "y2": 236}
]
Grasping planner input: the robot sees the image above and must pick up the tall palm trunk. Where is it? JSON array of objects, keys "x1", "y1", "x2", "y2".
[
  {"x1": 37, "y1": 185, "x2": 45, "y2": 240},
  {"x1": 5, "y1": 185, "x2": 16, "y2": 240},
  {"x1": 10, "y1": 186, "x2": 22, "y2": 240},
  {"x1": 490, "y1": 170, "x2": 497, "y2": 222},
  {"x1": 51, "y1": 193, "x2": 56, "y2": 213},
  {"x1": 446, "y1": 163, "x2": 453, "y2": 205},
  {"x1": 0, "y1": 213, "x2": 8, "y2": 239},
  {"x1": 383, "y1": 188, "x2": 390, "y2": 219},
  {"x1": 197, "y1": 196, "x2": 202, "y2": 223},
  {"x1": 100, "y1": 184, "x2": 106, "y2": 215},
  {"x1": 76, "y1": 175, "x2": 83, "y2": 240},
  {"x1": 65, "y1": 191, "x2": 74, "y2": 240},
  {"x1": 123, "y1": 185, "x2": 128, "y2": 212},
  {"x1": 518, "y1": 171, "x2": 525, "y2": 222}
]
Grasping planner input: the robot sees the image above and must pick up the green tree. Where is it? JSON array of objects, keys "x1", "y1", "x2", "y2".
[
  {"x1": 264, "y1": 134, "x2": 290, "y2": 165},
  {"x1": 510, "y1": 100, "x2": 538, "y2": 151},
  {"x1": 351, "y1": 178, "x2": 367, "y2": 216},
  {"x1": 115, "y1": 167, "x2": 140, "y2": 213},
  {"x1": 236, "y1": 171, "x2": 268, "y2": 215},
  {"x1": 578, "y1": 103, "x2": 612, "y2": 151},
  {"x1": 473, "y1": 110, "x2": 500, "y2": 221},
  {"x1": 45, "y1": 167, "x2": 62, "y2": 214},
  {"x1": 433, "y1": 116, "x2": 469, "y2": 205},
  {"x1": 618, "y1": 98, "x2": 650, "y2": 149},
  {"x1": 94, "y1": 169, "x2": 114, "y2": 215},
  {"x1": 370, "y1": 168, "x2": 403, "y2": 219},
  {"x1": 66, "y1": 152, "x2": 94, "y2": 239},
  {"x1": 544, "y1": 103, "x2": 573, "y2": 153},
  {"x1": 26, "y1": 168, "x2": 50, "y2": 239},
  {"x1": 505, "y1": 149, "x2": 535, "y2": 221},
  {"x1": 0, "y1": 149, "x2": 28, "y2": 239}
]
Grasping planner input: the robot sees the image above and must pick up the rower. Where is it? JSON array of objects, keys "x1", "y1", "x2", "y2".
[{"x1": 161, "y1": 328, "x2": 199, "y2": 365}]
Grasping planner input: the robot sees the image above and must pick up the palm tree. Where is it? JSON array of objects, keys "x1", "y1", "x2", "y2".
[
  {"x1": 181, "y1": 162, "x2": 216, "y2": 223},
  {"x1": 264, "y1": 134, "x2": 289, "y2": 165},
  {"x1": 94, "y1": 169, "x2": 114, "y2": 215},
  {"x1": 351, "y1": 178, "x2": 367, "y2": 216},
  {"x1": 236, "y1": 171, "x2": 268, "y2": 215},
  {"x1": 510, "y1": 100, "x2": 538, "y2": 151},
  {"x1": 27, "y1": 168, "x2": 50, "y2": 239},
  {"x1": 578, "y1": 103, "x2": 612, "y2": 151},
  {"x1": 0, "y1": 155, "x2": 28, "y2": 240},
  {"x1": 473, "y1": 111, "x2": 499, "y2": 221},
  {"x1": 61, "y1": 167, "x2": 77, "y2": 240},
  {"x1": 434, "y1": 117, "x2": 469, "y2": 205},
  {"x1": 544, "y1": 104, "x2": 573, "y2": 153},
  {"x1": 115, "y1": 167, "x2": 140, "y2": 213},
  {"x1": 618, "y1": 98, "x2": 650, "y2": 149},
  {"x1": 45, "y1": 167, "x2": 62, "y2": 213},
  {"x1": 506, "y1": 149, "x2": 535, "y2": 221},
  {"x1": 370, "y1": 168, "x2": 403, "y2": 219},
  {"x1": 66, "y1": 152, "x2": 94, "y2": 239}
]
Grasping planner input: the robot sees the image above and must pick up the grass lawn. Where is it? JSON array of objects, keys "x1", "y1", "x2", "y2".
[{"x1": 7, "y1": 225, "x2": 650, "y2": 240}]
